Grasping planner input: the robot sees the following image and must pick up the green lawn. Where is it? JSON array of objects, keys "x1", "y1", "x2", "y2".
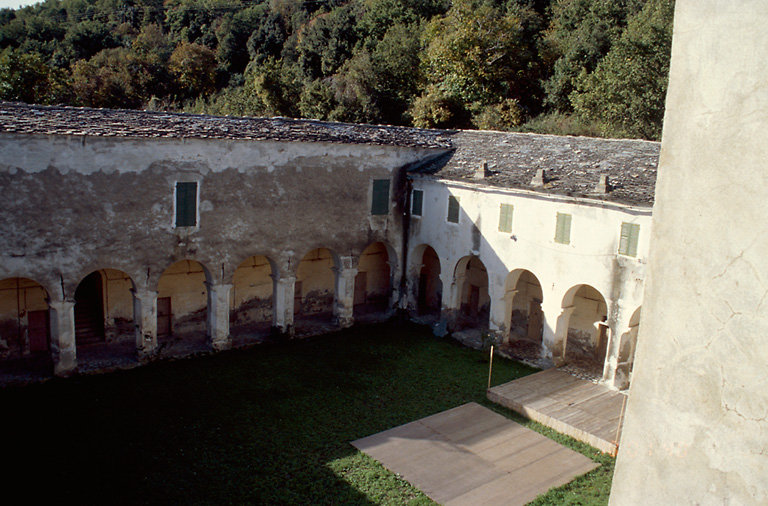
[{"x1": 0, "y1": 322, "x2": 613, "y2": 505}]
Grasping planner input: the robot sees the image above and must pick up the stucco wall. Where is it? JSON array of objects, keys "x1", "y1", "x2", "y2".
[
  {"x1": 408, "y1": 177, "x2": 651, "y2": 386},
  {"x1": 610, "y1": 1, "x2": 768, "y2": 503},
  {"x1": 0, "y1": 133, "x2": 439, "y2": 300}
]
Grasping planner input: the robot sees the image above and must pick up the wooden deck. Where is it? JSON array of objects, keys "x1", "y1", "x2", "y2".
[
  {"x1": 487, "y1": 368, "x2": 626, "y2": 454},
  {"x1": 352, "y1": 402, "x2": 598, "y2": 506}
]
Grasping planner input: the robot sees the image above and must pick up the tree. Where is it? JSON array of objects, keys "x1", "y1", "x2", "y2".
[
  {"x1": 71, "y1": 47, "x2": 160, "y2": 108},
  {"x1": 169, "y1": 41, "x2": 217, "y2": 98},
  {"x1": 0, "y1": 48, "x2": 69, "y2": 104},
  {"x1": 571, "y1": 0, "x2": 674, "y2": 140},
  {"x1": 542, "y1": 0, "x2": 643, "y2": 112}
]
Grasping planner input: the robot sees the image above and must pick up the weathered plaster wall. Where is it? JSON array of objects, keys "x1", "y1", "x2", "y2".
[
  {"x1": 408, "y1": 178, "x2": 651, "y2": 387},
  {"x1": 157, "y1": 260, "x2": 208, "y2": 336},
  {"x1": 0, "y1": 278, "x2": 48, "y2": 356},
  {"x1": 231, "y1": 255, "x2": 273, "y2": 326},
  {"x1": 356, "y1": 242, "x2": 391, "y2": 306},
  {"x1": 0, "y1": 133, "x2": 440, "y2": 299},
  {"x1": 610, "y1": 1, "x2": 768, "y2": 503}
]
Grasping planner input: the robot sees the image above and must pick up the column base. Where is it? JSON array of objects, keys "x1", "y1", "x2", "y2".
[{"x1": 53, "y1": 353, "x2": 77, "y2": 376}]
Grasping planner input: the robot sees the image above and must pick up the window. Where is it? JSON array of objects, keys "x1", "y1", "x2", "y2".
[
  {"x1": 555, "y1": 213, "x2": 571, "y2": 244},
  {"x1": 498, "y1": 204, "x2": 513, "y2": 233},
  {"x1": 371, "y1": 179, "x2": 390, "y2": 215},
  {"x1": 447, "y1": 195, "x2": 460, "y2": 223},
  {"x1": 412, "y1": 189, "x2": 424, "y2": 216},
  {"x1": 619, "y1": 222, "x2": 640, "y2": 257},
  {"x1": 175, "y1": 182, "x2": 197, "y2": 227}
]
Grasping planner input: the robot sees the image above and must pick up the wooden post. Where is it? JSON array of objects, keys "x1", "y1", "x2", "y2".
[{"x1": 487, "y1": 345, "x2": 494, "y2": 390}]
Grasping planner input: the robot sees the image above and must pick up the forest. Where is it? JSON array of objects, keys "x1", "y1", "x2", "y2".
[{"x1": 0, "y1": 0, "x2": 674, "y2": 140}]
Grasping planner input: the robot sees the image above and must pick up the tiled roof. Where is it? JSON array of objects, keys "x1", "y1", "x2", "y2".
[
  {"x1": 0, "y1": 102, "x2": 659, "y2": 206},
  {"x1": 0, "y1": 102, "x2": 453, "y2": 149},
  {"x1": 411, "y1": 130, "x2": 660, "y2": 206}
]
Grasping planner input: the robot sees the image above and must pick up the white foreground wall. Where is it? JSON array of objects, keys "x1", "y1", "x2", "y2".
[
  {"x1": 610, "y1": 1, "x2": 768, "y2": 503},
  {"x1": 407, "y1": 177, "x2": 652, "y2": 389}
]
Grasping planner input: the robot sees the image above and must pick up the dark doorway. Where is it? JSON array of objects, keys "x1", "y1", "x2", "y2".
[
  {"x1": 75, "y1": 272, "x2": 105, "y2": 345},
  {"x1": 27, "y1": 309, "x2": 50, "y2": 353},
  {"x1": 157, "y1": 297, "x2": 172, "y2": 338}
]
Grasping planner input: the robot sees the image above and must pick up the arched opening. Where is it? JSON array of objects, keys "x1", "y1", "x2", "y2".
[
  {"x1": 75, "y1": 269, "x2": 137, "y2": 369},
  {"x1": 354, "y1": 242, "x2": 391, "y2": 321},
  {"x1": 157, "y1": 260, "x2": 209, "y2": 355},
  {"x1": 0, "y1": 278, "x2": 51, "y2": 372},
  {"x1": 454, "y1": 256, "x2": 490, "y2": 330},
  {"x1": 562, "y1": 284, "x2": 609, "y2": 374},
  {"x1": 295, "y1": 248, "x2": 337, "y2": 333},
  {"x1": 615, "y1": 307, "x2": 641, "y2": 390},
  {"x1": 230, "y1": 255, "x2": 274, "y2": 346},
  {"x1": 505, "y1": 270, "x2": 544, "y2": 343},
  {"x1": 416, "y1": 246, "x2": 441, "y2": 318}
]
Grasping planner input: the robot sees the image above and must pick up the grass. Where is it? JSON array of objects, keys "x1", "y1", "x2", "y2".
[{"x1": 0, "y1": 322, "x2": 613, "y2": 505}]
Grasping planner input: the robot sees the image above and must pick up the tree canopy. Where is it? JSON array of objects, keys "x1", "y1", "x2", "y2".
[{"x1": 0, "y1": 0, "x2": 675, "y2": 140}]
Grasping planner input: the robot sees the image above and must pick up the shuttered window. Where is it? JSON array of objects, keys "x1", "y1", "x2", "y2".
[
  {"x1": 498, "y1": 204, "x2": 513, "y2": 232},
  {"x1": 555, "y1": 213, "x2": 571, "y2": 244},
  {"x1": 412, "y1": 189, "x2": 423, "y2": 216},
  {"x1": 371, "y1": 179, "x2": 390, "y2": 215},
  {"x1": 175, "y1": 182, "x2": 197, "y2": 227},
  {"x1": 619, "y1": 222, "x2": 640, "y2": 257},
  {"x1": 447, "y1": 195, "x2": 460, "y2": 223}
]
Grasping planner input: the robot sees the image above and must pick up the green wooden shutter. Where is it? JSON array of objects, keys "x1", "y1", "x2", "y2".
[
  {"x1": 411, "y1": 190, "x2": 423, "y2": 216},
  {"x1": 175, "y1": 182, "x2": 197, "y2": 227},
  {"x1": 371, "y1": 179, "x2": 390, "y2": 215},
  {"x1": 555, "y1": 213, "x2": 571, "y2": 244},
  {"x1": 498, "y1": 204, "x2": 513, "y2": 232},
  {"x1": 447, "y1": 195, "x2": 460, "y2": 223},
  {"x1": 619, "y1": 222, "x2": 640, "y2": 257}
]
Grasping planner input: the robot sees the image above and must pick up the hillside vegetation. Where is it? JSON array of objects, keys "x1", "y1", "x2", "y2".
[{"x1": 0, "y1": 0, "x2": 674, "y2": 140}]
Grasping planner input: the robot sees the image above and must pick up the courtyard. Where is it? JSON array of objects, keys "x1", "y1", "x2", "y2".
[{"x1": 0, "y1": 322, "x2": 613, "y2": 504}]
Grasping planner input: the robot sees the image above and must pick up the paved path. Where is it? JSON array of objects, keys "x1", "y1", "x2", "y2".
[
  {"x1": 487, "y1": 368, "x2": 626, "y2": 454},
  {"x1": 352, "y1": 402, "x2": 598, "y2": 505}
]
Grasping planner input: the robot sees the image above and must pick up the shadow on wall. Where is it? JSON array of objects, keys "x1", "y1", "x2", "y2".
[{"x1": 407, "y1": 191, "x2": 641, "y2": 386}]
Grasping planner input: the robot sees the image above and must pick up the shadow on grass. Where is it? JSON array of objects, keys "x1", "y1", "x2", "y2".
[{"x1": 0, "y1": 322, "x2": 538, "y2": 505}]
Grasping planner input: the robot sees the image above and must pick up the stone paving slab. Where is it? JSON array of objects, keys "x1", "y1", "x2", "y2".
[
  {"x1": 352, "y1": 402, "x2": 598, "y2": 506},
  {"x1": 487, "y1": 368, "x2": 626, "y2": 454}
]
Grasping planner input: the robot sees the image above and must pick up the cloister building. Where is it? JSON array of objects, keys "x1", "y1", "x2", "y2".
[{"x1": 0, "y1": 102, "x2": 658, "y2": 391}]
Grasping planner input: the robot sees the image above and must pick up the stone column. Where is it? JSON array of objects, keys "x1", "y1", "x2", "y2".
[
  {"x1": 272, "y1": 274, "x2": 295, "y2": 336},
  {"x1": 207, "y1": 283, "x2": 232, "y2": 351},
  {"x1": 602, "y1": 302, "x2": 633, "y2": 389},
  {"x1": 132, "y1": 289, "x2": 158, "y2": 361},
  {"x1": 495, "y1": 287, "x2": 517, "y2": 342},
  {"x1": 333, "y1": 256, "x2": 358, "y2": 328},
  {"x1": 49, "y1": 300, "x2": 76, "y2": 376},
  {"x1": 541, "y1": 301, "x2": 573, "y2": 366}
]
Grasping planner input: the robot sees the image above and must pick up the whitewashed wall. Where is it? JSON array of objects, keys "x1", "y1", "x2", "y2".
[{"x1": 407, "y1": 176, "x2": 653, "y2": 389}]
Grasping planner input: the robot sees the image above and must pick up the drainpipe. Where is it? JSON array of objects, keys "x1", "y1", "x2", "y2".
[{"x1": 400, "y1": 176, "x2": 413, "y2": 312}]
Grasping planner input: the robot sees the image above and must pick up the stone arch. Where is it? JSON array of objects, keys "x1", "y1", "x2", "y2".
[
  {"x1": 615, "y1": 307, "x2": 641, "y2": 390},
  {"x1": 0, "y1": 277, "x2": 51, "y2": 361},
  {"x1": 74, "y1": 269, "x2": 138, "y2": 368},
  {"x1": 504, "y1": 269, "x2": 544, "y2": 344},
  {"x1": 230, "y1": 255, "x2": 275, "y2": 344},
  {"x1": 453, "y1": 255, "x2": 490, "y2": 330},
  {"x1": 156, "y1": 260, "x2": 211, "y2": 353},
  {"x1": 354, "y1": 242, "x2": 392, "y2": 318},
  {"x1": 295, "y1": 247, "x2": 338, "y2": 331},
  {"x1": 558, "y1": 284, "x2": 609, "y2": 374},
  {"x1": 414, "y1": 245, "x2": 442, "y2": 317}
]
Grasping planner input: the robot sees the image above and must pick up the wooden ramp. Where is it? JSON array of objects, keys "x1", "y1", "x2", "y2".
[
  {"x1": 352, "y1": 402, "x2": 598, "y2": 506},
  {"x1": 487, "y1": 368, "x2": 626, "y2": 454}
]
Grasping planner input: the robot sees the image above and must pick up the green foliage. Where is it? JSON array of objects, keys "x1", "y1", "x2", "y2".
[
  {"x1": 542, "y1": 0, "x2": 642, "y2": 111},
  {"x1": 0, "y1": 0, "x2": 673, "y2": 139},
  {"x1": 0, "y1": 47, "x2": 69, "y2": 103},
  {"x1": 571, "y1": 0, "x2": 674, "y2": 140},
  {"x1": 169, "y1": 40, "x2": 217, "y2": 97}
]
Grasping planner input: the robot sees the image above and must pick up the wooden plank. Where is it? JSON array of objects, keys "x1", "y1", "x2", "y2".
[{"x1": 353, "y1": 403, "x2": 599, "y2": 506}]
